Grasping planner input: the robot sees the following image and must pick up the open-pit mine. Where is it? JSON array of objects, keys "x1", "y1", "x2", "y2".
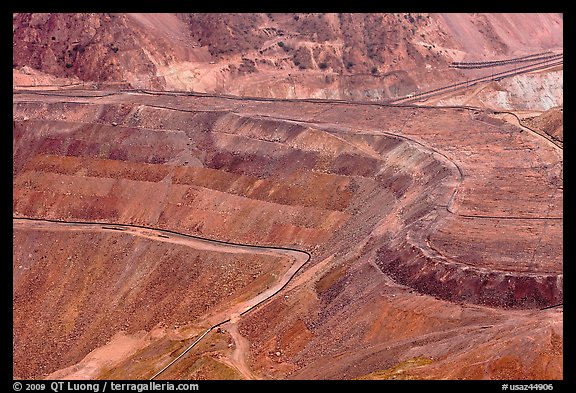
[{"x1": 13, "y1": 13, "x2": 562, "y2": 381}]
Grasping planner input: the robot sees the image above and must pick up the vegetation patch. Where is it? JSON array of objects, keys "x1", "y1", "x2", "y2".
[{"x1": 355, "y1": 356, "x2": 434, "y2": 380}]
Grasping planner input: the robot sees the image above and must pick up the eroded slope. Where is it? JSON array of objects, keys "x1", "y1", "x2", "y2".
[{"x1": 13, "y1": 90, "x2": 562, "y2": 379}]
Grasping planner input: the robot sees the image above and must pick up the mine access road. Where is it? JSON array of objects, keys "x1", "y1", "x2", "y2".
[{"x1": 13, "y1": 216, "x2": 310, "y2": 380}]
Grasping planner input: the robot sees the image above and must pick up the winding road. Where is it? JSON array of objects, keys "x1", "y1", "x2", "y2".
[{"x1": 13, "y1": 216, "x2": 310, "y2": 380}]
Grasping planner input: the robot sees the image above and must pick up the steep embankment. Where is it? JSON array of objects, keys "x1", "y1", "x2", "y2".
[
  {"x1": 14, "y1": 92, "x2": 458, "y2": 379},
  {"x1": 13, "y1": 220, "x2": 293, "y2": 379},
  {"x1": 14, "y1": 90, "x2": 563, "y2": 380},
  {"x1": 13, "y1": 13, "x2": 562, "y2": 100}
]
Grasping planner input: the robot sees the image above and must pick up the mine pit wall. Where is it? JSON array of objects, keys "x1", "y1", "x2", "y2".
[
  {"x1": 372, "y1": 172, "x2": 563, "y2": 310},
  {"x1": 375, "y1": 243, "x2": 563, "y2": 310},
  {"x1": 13, "y1": 101, "x2": 451, "y2": 261},
  {"x1": 13, "y1": 227, "x2": 287, "y2": 379},
  {"x1": 13, "y1": 100, "x2": 452, "y2": 269},
  {"x1": 13, "y1": 99, "x2": 561, "y2": 311}
]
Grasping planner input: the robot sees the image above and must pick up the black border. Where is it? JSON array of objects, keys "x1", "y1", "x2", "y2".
[{"x1": 9, "y1": 5, "x2": 571, "y2": 392}]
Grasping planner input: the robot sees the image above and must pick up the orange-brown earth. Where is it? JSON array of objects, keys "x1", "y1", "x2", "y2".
[
  {"x1": 523, "y1": 107, "x2": 563, "y2": 146},
  {"x1": 13, "y1": 13, "x2": 562, "y2": 381},
  {"x1": 13, "y1": 222, "x2": 290, "y2": 379},
  {"x1": 13, "y1": 13, "x2": 563, "y2": 99},
  {"x1": 13, "y1": 87, "x2": 562, "y2": 380}
]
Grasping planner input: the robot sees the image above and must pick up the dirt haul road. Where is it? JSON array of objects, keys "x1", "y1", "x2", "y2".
[{"x1": 13, "y1": 217, "x2": 310, "y2": 379}]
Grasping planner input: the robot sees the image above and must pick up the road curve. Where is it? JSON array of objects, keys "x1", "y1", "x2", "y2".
[{"x1": 12, "y1": 216, "x2": 310, "y2": 380}]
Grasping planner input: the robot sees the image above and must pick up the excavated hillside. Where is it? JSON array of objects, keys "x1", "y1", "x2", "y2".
[
  {"x1": 13, "y1": 13, "x2": 563, "y2": 99},
  {"x1": 523, "y1": 107, "x2": 563, "y2": 145},
  {"x1": 13, "y1": 88, "x2": 562, "y2": 379},
  {"x1": 13, "y1": 13, "x2": 562, "y2": 381},
  {"x1": 14, "y1": 223, "x2": 292, "y2": 379}
]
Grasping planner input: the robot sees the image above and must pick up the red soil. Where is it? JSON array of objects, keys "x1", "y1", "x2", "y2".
[{"x1": 13, "y1": 88, "x2": 562, "y2": 379}]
